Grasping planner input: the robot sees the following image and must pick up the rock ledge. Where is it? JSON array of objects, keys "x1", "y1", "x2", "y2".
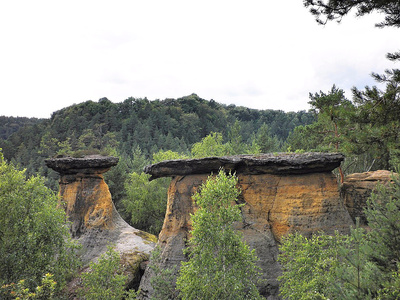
[
  {"x1": 144, "y1": 152, "x2": 344, "y2": 179},
  {"x1": 45, "y1": 155, "x2": 119, "y2": 174}
]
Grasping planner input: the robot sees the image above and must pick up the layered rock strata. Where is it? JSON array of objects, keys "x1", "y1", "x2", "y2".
[
  {"x1": 45, "y1": 155, "x2": 156, "y2": 291},
  {"x1": 341, "y1": 170, "x2": 394, "y2": 226},
  {"x1": 139, "y1": 152, "x2": 354, "y2": 299}
]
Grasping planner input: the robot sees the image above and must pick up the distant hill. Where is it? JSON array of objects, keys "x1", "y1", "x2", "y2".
[
  {"x1": 0, "y1": 116, "x2": 43, "y2": 140},
  {"x1": 0, "y1": 94, "x2": 315, "y2": 189}
]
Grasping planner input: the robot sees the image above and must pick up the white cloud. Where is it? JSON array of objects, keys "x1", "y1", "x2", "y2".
[{"x1": 0, "y1": 0, "x2": 398, "y2": 117}]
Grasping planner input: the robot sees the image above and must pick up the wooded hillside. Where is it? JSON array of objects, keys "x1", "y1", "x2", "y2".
[{"x1": 0, "y1": 93, "x2": 314, "y2": 189}]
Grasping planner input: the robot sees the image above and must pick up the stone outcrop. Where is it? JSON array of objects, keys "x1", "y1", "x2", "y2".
[
  {"x1": 341, "y1": 170, "x2": 394, "y2": 226},
  {"x1": 139, "y1": 152, "x2": 353, "y2": 299},
  {"x1": 45, "y1": 155, "x2": 156, "y2": 293},
  {"x1": 145, "y1": 152, "x2": 346, "y2": 180}
]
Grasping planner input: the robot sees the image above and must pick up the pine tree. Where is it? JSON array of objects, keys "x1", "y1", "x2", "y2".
[{"x1": 303, "y1": 0, "x2": 400, "y2": 28}]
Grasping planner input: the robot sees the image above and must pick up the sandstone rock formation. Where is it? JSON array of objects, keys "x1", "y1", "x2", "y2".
[
  {"x1": 45, "y1": 155, "x2": 156, "y2": 292},
  {"x1": 341, "y1": 170, "x2": 394, "y2": 226},
  {"x1": 139, "y1": 152, "x2": 354, "y2": 299}
]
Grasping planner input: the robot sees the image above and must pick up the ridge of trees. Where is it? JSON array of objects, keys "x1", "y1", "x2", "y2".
[
  {"x1": 0, "y1": 94, "x2": 314, "y2": 188},
  {"x1": 0, "y1": 116, "x2": 43, "y2": 140}
]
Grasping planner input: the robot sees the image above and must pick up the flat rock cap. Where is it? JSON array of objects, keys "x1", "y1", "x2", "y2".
[
  {"x1": 144, "y1": 152, "x2": 344, "y2": 180},
  {"x1": 45, "y1": 155, "x2": 119, "y2": 174}
]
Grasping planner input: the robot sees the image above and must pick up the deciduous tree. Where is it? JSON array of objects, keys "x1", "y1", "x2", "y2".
[
  {"x1": 176, "y1": 170, "x2": 262, "y2": 300},
  {"x1": 0, "y1": 150, "x2": 79, "y2": 292}
]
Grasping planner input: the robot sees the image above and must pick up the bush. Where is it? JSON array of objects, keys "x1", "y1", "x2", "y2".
[
  {"x1": 78, "y1": 246, "x2": 135, "y2": 300},
  {"x1": 0, "y1": 150, "x2": 80, "y2": 292}
]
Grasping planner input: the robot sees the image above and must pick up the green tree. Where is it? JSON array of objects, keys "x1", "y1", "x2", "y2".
[
  {"x1": 0, "y1": 150, "x2": 80, "y2": 292},
  {"x1": 303, "y1": 0, "x2": 400, "y2": 28},
  {"x1": 176, "y1": 170, "x2": 262, "y2": 300},
  {"x1": 122, "y1": 149, "x2": 185, "y2": 235},
  {"x1": 122, "y1": 172, "x2": 168, "y2": 235},
  {"x1": 152, "y1": 149, "x2": 188, "y2": 163},
  {"x1": 256, "y1": 123, "x2": 281, "y2": 153},
  {"x1": 278, "y1": 232, "x2": 342, "y2": 299},
  {"x1": 278, "y1": 225, "x2": 379, "y2": 300},
  {"x1": 308, "y1": 85, "x2": 355, "y2": 181},
  {"x1": 226, "y1": 120, "x2": 247, "y2": 155},
  {"x1": 226, "y1": 120, "x2": 261, "y2": 155},
  {"x1": 365, "y1": 172, "x2": 400, "y2": 283},
  {"x1": 286, "y1": 86, "x2": 355, "y2": 179},
  {"x1": 1, "y1": 273, "x2": 57, "y2": 300},
  {"x1": 191, "y1": 132, "x2": 227, "y2": 158},
  {"x1": 104, "y1": 147, "x2": 149, "y2": 211},
  {"x1": 278, "y1": 171, "x2": 400, "y2": 299},
  {"x1": 286, "y1": 123, "x2": 323, "y2": 152},
  {"x1": 78, "y1": 246, "x2": 135, "y2": 300},
  {"x1": 351, "y1": 69, "x2": 400, "y2": 170},
  {"x1": 148, "y1": 246, "x2": 179, "y2": 300}
]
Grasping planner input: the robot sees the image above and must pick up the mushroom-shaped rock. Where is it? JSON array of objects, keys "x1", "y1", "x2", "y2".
[
  {"x1": 138, "y1": 152, "x2": 352, "y2": 299},
  {"x1": 45, "y1": 155, "x2": 156, "y2": 294}
]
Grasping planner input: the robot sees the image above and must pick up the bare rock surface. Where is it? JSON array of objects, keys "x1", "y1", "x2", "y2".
[
  {"x1": 341, "y1": 170, "x2": 394, "y2": 225},
  {"x1": 45, "y1": 155, "x2": 119, "y2": 174},
  {"x1": 139, "y1": 152, "x2": 352, "y2": 299},
  {"x1": 144, "y1": 152, "x2": 345, "y2": 180},
  {"x1": 45, "y1": 155, "x2": 156, "y2": 294}
]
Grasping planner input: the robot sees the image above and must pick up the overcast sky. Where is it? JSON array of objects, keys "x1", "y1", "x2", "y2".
[{"x1": 1, "y1": 1, "x2": 398, "y2": 118}]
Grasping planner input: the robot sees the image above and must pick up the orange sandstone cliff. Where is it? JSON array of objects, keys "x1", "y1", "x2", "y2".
[{"x1": 138, "y1": 153, "x2": 354, "y2": 299}]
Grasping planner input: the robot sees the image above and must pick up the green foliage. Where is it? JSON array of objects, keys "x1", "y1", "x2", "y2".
[
  {"x1": 191, "y1": 130, "x2": 260, "y2": 158},
  {"x1": 121, "y1": 150, "x2": 185, "y2": 235},
  {"x1": 152, "y1": 149, "x2": 188, "y2": 163},
  {"x1": 351, "y1": 69, "x2": 400, "y2": 170},
  {"x1": 278, "y1": 232, "x2": 342, "y2": 299},
  {"x1": 278, "y1": 225, "x2": 379, "y2": 300},
  {"x1": 122, "y1": 172, "x2": 169, "y2": 235},
  {"x1": 278, "y1": 171, "x2": 400, "y2": 299},
  {"x1": 191, "y1": 132, "x2": 227, "y2": 158},
  {"x1": 78, "y1": 246, "x2": 131, "y2": 300},
  {"x1": 378, "y1": 266, "x2": 400, "y2": 299},
  {"x1": 287, "y1": 86, "x2": 352, "y2": 151},
  {"x1": 226, "y1": 120, "x2": 261, "y2": 155},
  {"x1": 0, "y1": 116, "x2": 42, "y2": 140},
  {"x1": 365, "y1": 173, "x2": 400, "y2": 276},
  {"x1": 330, "y1": 223, "x2": 379, "y2": 300},
  {"x1": 1, "y1": 273, "x2": 57, "y2": 300},
  {"x1": 303, "y1": 0, "x2": 400, "y2": 28},
  {"x1": 104, "y1": 147, "x2": 149, "y2": 210},
  {"x1": 176, "y1": 170, "x2": 262, "y2": 300},
  {"x1": 285, "y1": 83, "x2": 400, "y2": 176},
  {"x1": 1, "y1": 95, "x2": 314, "y2": 193},
  {"x1": 0, "y1": 151, "x2": 80, "y2": 292},
  {"x1": 148, "y1": 246, "x2": 179, "y2": 300},
  {"x1": 256, "y1": 123, "x2": 281, "y2": 153}
]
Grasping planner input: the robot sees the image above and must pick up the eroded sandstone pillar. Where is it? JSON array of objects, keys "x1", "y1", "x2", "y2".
[
  {"x1": 139, "y1": 152, "x2": 354, "y2": 299},
  {"x1": 46, "y1": 155, "x2": 156, "y2": 293},
  {"x1": 46, "y1": 155, "x2": 119, "y2": 237}
]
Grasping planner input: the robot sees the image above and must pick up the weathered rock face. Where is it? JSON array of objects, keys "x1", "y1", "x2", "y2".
[
  {"x1": 45, "y1": 155, "x2": 156, "y2": 293},
  {"x1": 139, "y1": 153, "x2": 353, "y2": 299},
  {"x1": 341, "y1": 170, "x2": 393, "y2": 226}
]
